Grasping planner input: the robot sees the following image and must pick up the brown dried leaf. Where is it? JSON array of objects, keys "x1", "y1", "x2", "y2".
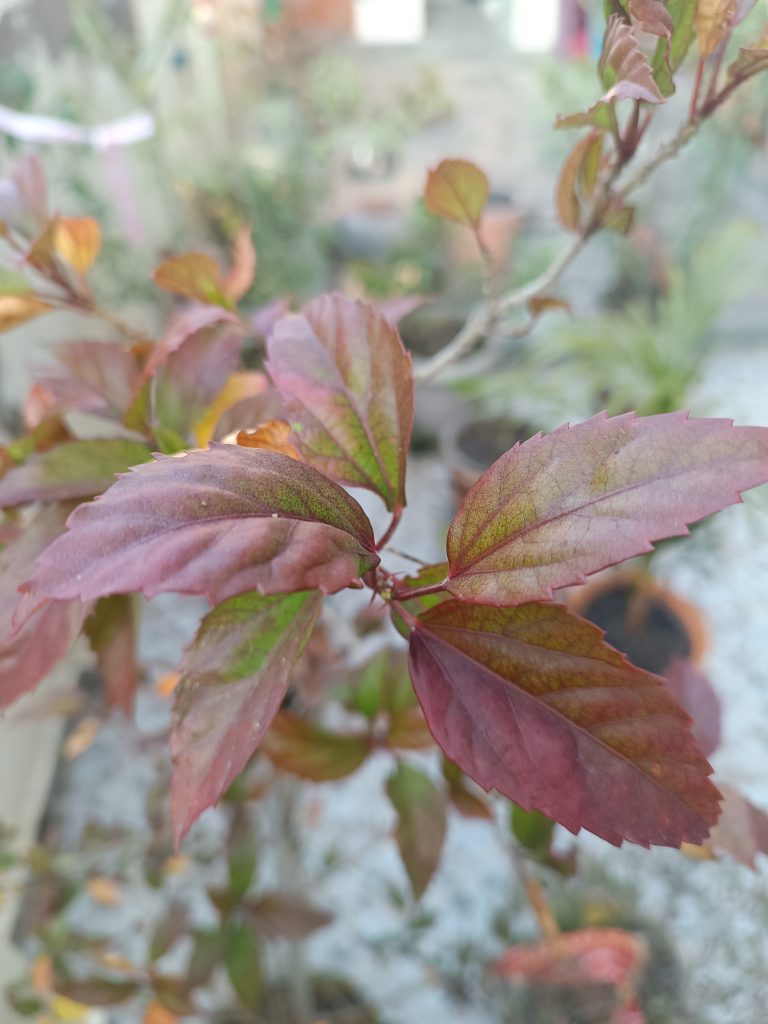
[{"x1": 236, "y1": 420, "x2": 302, "y2": 460}]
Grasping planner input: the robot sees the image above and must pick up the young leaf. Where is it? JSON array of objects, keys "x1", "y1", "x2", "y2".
[
  {"x1": 17, "y1": 446, "x2": 379, "y2": 620},
  {"x1": 153, "y1": 252, "x2": 229, "y2": 306},
  {"x1": 223, "y1": 226, "x2": 257, "y2": 301},
  {"x1": 599, "y1": 15, "x2": 665, "y2": 102},
  {"x1": 261, "y1": 711, "x2": 370, "y2": 781},
  {"x1": 663, "y1": 658, "x2": 721, "y2": 758},
  {"x1": 0, "y1": 505, "x2": 89, "y2": 708},
  {"x1": 695, "y1": 0, "x2": 737, "y2": 56},
  {"x1": 446, "y1": 412, "x2": 768, "y2": 606},
  {"x1": 0, "y1": 294, "x2": 50, "y2": 333},
  {"x1": 556, "y1": 133, "x2": 603, "y2": 232},
  {"x1": 709, "y1": 785, "x2": 768, "y2": 868},
  {"x1": 267, "y1": 294, "x2": 414, "y2": 512},
  {"x1": 629, "y1": 0, "x2": 673, "y2": 37},
  {"x1": 387, "y1": 763, "x2": 447, "y2": 899},
  {"x1": 408, "y1": 600, "x2": 721, "y2": 847},
  {"x1": 143, "y1": 305, "x2": 241, "y2": 381},
  {"x1": 49, "y1": 340, "x2": 142, "y2": 418},
  {"x1": 53, "y1": 217, "x2": 101, "y2": 274},
  {"x1": 651, "y1": 0, "x2": 697, "y2": 95},
  {"x1": 171, "y1": 590, "x2": 322, "y2": 845},
  {"x1": 423, "y1": 158, "x2": 490, "y2": 229},
  {"x1": 85, "y1": 595, "x2": 139, "y2": 715},
  {"x1": 0, "y1": 439, "x2": 151, "y2": 508},
  {"x1": 511, "y1": 805, "x2": 555, "y2": 852}
]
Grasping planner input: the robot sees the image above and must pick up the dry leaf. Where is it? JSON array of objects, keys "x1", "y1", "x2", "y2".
[
  {"x1": 0, "y1": 294, "x2": 50, "y2": 333},
  {"x1": 63, "y1": 717, "x2": 102, "y2": 760},
  {"x1": 236, "y1": 420, "x2": 302, "y2": 460},
  {"x1": 223, "y1": 226, "x2": 257, "y2": 301},
  {"x1": 695, "y1": 0, "x2": 737, "y2": 56},
  {"x1": 144, "y1": 1001, "x2": 179, "y2": 1024},
  {"x1": 154, "y1": 672, "x2": 180, "y2": 698}
]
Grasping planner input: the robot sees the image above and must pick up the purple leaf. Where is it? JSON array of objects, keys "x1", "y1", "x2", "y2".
[
  {"x1": 446, "y1": 411, "x2": 768, "y2": 606},
  {"x1": 40, "y1": 340, "x2": 142, "y2": 418},
  {"x1": 17, "y1": 445, "x2": 379, "y2": 622},
  {"x1": 171, "y1": 589, "x2": 322, "y2": 845},
  {"x1": 0, "y1": 439, "x2": 151, "y2": 507},
  {"x1": 0, "y1": 505, "x2": 88, "y2": 708},
  {"x1": 267, "y1": 294, "x2": 414, "y2": 512},
  {"x1": 664, "y1": 658, "x2": 721, "y2": 759},
  {"x1": 408, "y1": 600, "x2": 721, "y2": 848}
]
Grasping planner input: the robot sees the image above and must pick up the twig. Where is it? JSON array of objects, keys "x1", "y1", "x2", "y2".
[{"x1": 615, "y1": 119, "x2": 699, "y2": 201}]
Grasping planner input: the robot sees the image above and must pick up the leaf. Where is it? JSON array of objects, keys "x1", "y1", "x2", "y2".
[
  {"x1": 600, "y1": 15, "x2": 665, "y2": 102},
  {"x1": 153, "y1": 252, "x2": 229, "y2": 306},
  {"x1": 11, "y1": 154, "x2": 48, "y2": 227},
  {"x1": 149, "y1": 903, "x2": 188, "y2": 961},
  {"x1": 223, "y1": 226, "x2": 256, "y2": 301},
  {"x1": 171, "y1": 590, "x2": 322, "y2": 845},
  {"x1": 386, "y1": 763, "x2": 447, "y2": 898},
  {"x1": 494, "y1": 927, "x2": 647, "y2": 987},
  {"x1": 49, "y1": 995, "x2": 92, "y2": 1021},
  {"x1": 443, "y1": 760, "x2": 494, "y2": 819},
  {"x1": 244, "y1": 891, "x2": 333, "y2": 940},
  {"x1": 651, "y1": 0, "x2": 697, "y2": 95},
  {"x1": 446, "y1": 411, "x2": 768, "y2": 607},
  {"x1": 601, "y1": 203, "x2": 635, "y2": 234},
  {"x1": 85, "y1": 595, "x2": 139, "y2": 714},
  {"x1": 226, "y1": 922, "x2": 262, "y2": 1011},
  {"x1": 0, "y1": 439, "x2": 151, "y2": 508},
  {"x1": 144, "y1": 1003, "x2": 179, "y2": 1024},
  {"x1": 143, "y1": 305, "x2": 241, "y2": 381},
  {"x1": 695, "y1": 0, "x2": 737, "y2": 56},
  {"x1": 193, "y1": 371, "x2": 269, "y2": 447},
  {"x1": 236, "y1": 420, "x2": 302, "y2": 460},
  {"x1": 261, "y1": 711, "x2": 370, "y2": 781},
  {"x1": 0, "y1": 505, "x2": 89, "y2": 708},
  {"x1": 709, "y1": 785, "x2": 768, "y2": 867},
  {"x1": 267, "y1": 294, "x2": 414, "y2": 512},
  {"x1": 387, "y1": 706, "x2": 435, "y2": 750},
  {"x1": 663, "y1": 658, "x2": 721, "y2": 758},
  {"x1": 408, "y1": 600, "x2": 721, "y2": 847},
  {"x1": 86, "y1": 876, "x2": 122, "y2": 906},
  {"x1": 423, "y1": 158, "x2": 490, "y2": 229},
  {"x1": 556, "y1": 104, "x2": 615, "y2": 131},
  {"x1": 528, "y1": 295, "x2": 573, "y2": 318},
  {"x1": 54, "y1": 980, "x2": 139, "y2": 1006},
  {"x1": 17, "y1": 445, "x2": 379, "y2": 621},
  {"x1": 556, "y1": 133, "x2": 602, "y2": 232},
  {"x1": 0, "y1": 294, "x2": 50, "y2": 333},
  {"x1": 53, "y1": 217, "x2": 101, "y2": 274},
  {"x1": 43, "y1": 340, "x2": 143, "y2": 419},
  {"x1": 63, "y1": 717, "x2": 101, "y2": 759},
  {"x1": 727, "y1": 34, "x2": 768, "y2": 82},
  {"x1": 629, "y1": 0, "x2": 673, "y2": 36}
]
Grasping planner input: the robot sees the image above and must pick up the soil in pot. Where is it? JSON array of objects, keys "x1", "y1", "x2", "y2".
[
  {"x1": 576, "y1": 578, "x2": 702, "y2": 676},
  {"x1": 448, "y1": 415, "x2": 535, "y2": 501},
  {"x1": 398, "y1": 301, "x2": 470, "y2": 359}
]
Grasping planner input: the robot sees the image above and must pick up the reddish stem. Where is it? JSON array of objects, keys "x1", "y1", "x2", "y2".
[
  {"x1": 689, "y1": 56, "x2": 706, "y2": 121},
  {"x1": 392, "y1": 578, "x2": 448, "y2": 602},
  {"x1": 376, "y1": 506, "x2": 403, "y2": 551}
]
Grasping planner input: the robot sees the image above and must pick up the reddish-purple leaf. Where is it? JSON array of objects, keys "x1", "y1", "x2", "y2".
[
  {"x1": 261, "y1": 711, "x2": 370, "y2": 781},
  {"x1": 50, "y1": 340, "x2": 142, "y2": 417},
  {"x1": 709, "y1": 785, "x2": 768, "y2": 868},
  {"x1": 84, "y1": 595, "x2": 139, "y2": 715},
  {"x1": 600, "y1": 16, "x2": 665, "y2": 103},
  {"x1": 663, "y1": 658, "x2": 721, "y2": 758},
  {"x1": 446, "y1": 412, "x2": 768, "y2": 606},
  {"x1": 267, "y1": 294, "x2": 414, "y2": 512},
  {"x1": 387, "y1": 762, "x2": 447, "y2": 898},
  {"x1": 142, "y1": 305, "x2": 241, "y2": 381},
  {"x1": 0, "y1": 505, "x2": 88, "y2": 708},
  {"x1": 408, "y1": 600, "x2": 721, "y2": 848},
  {"x1": 171, "y1": 589, "x2": 322, "y2": 845},
  {"x1": 629, "y1": 0, "x2": 674, "y2": 37},
  {"x1": 0, "y1": 439, "x2": 151, "y2": 507},
  {"x1": 17, "y1": 445, "x2": 378, "y2": 622}
]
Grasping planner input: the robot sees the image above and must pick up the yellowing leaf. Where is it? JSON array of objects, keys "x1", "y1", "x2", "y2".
[
  {"x1": 695, "y1": 0, "x2": 737, "y2": 56},
  {"x1": 63, "y1": 716, "x2": 101, "y2": 760},
  {"x1": 193, "y1": 371, "x2": 268, "y2": 447},
  {"x1": 144, "y1": 1002, "x2": 179, "y2": 1024},
  {"x1": 424, "y1": 159, "x2": 489, "y2": 229},
  {"x1": 86, "y1": 876, "x2": 122, "y2": 906},
  {"x1": 153, "y1": 252, "x2": 228, "y2": 306},
  {"x1": 54, "y1": 217, "x2": 101, "y2": 274},
  {"x1": 50, "y1": 995, "x2": 91, "y2": 1021},
  {"x1": 0, "y1": 294, "x2": 50, "y2": 333},
  {"x1": 236, "y1": 420, "x2": 302, "y2": 460},
  {"x1": 556, "y1": 133, "x2": 601, "y2": 232}
]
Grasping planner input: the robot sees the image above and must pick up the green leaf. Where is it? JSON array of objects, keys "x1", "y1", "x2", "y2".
[
  {"x1": 228, "y1": 833, "x2": 257, "y2": 898},
  {"x1": 652, "y1": 0, "x2": 697, "y2": 95},
  {"x1": 346, "y1": 647, "x2": 419, "y2": 715},
  {"x1": 261, "y1": 711, "x2": 370, "y2": 781},
  {"x1": 226, "y1": 921, "x2": 262, "y2": 1011},
  {"x1": 153, "y1": 251, "x2": 231, "y2": 307},
  {"x1": 387, "y1": 763, "x2": 447, "y2": 899},
  {"x1": 0, "y1": 439, "x2": 151, "y2": 508},
  {"x1": 423, "y1": 158, "x2": 490, "y2": 229},
  {"x1": 267, "y1": 294, "x2": 414, "y2": 512},
  {"x1": 171, "y1": 590, "x2": 323, "y2": 846},
  {"x1": 511, "y1": 805, "x2": 555, "y2": 852}
]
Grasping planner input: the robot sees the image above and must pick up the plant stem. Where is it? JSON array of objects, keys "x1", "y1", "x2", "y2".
[
  {"x1": 508, "y1": 841, "x2": 560, "y2": 941},
  {"x1": 689, "y1": 56, "x2": 706, "y2": 121},
  {"x1": 376, "y1": 506, "x2": 403, "y2": 551},
  {"x1": 391, "y1": 579, "x2": 447, "y2": 602}
]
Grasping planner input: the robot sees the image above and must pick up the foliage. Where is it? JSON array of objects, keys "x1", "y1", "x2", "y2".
[{"x1": 2, "y1": 4, "x2": 768, "y2": 1018}]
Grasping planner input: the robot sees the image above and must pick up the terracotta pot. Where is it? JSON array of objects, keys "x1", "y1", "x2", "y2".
[
  {"x1": 282, "y1": 0, "x2": 353, "y2": 33},
  {"x1": 568, "y1": 569, "x2": 708, "y2": 676}
]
